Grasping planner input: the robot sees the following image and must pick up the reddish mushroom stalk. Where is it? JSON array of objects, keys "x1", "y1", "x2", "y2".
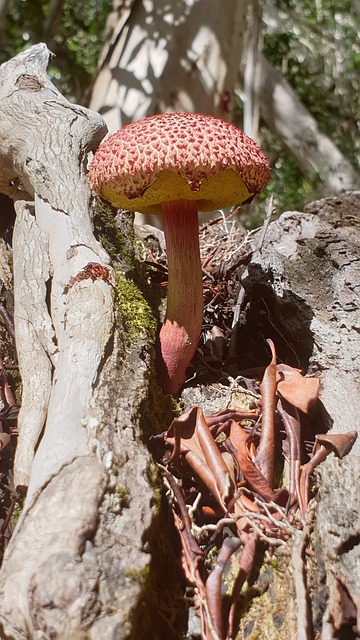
[{"x1": 160, "y1": 199, "x2": 203, "y2": 395}]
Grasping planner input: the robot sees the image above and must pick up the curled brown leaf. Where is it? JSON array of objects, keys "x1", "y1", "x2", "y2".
[
  {"x1": 254, "y1": 339, "x2": 277, "y2": 485},
  {"x1": 165, "y1": 406, "x2": 234, "y2": 510},
  {"x1": 299, "y1": 431, "x2": 357, "y2": 515},
  {"x1": 276, "y1": 363, "x2": 320, "y2": 414},
  {"x1": 229, "y1": 420, "x2": 276, "y2": 502},
  {"x1": 277, "y1": 398, "x2": 302, "y2": 506}
]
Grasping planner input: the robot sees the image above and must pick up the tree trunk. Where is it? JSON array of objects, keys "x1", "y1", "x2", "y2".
[
  {"x1": 89, "y1": 0, "x2": 249, "y2": 133},
  {"x1": 0, "y1": 44, "x2": 172, "y2": 640},
  {"x1": 256, "y1": 54, "x2": 360, "y2": 194}
]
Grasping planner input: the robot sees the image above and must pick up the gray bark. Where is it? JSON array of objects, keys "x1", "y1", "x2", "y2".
[
  {"x1": 0, "y1": 44, "x2": 160, "y2": 640},
  {"x1": 241, "y1": 192, "x2": 360, "y2": 636}
]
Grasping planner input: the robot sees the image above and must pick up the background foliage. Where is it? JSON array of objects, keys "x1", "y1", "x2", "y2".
[
  {"x1": 262, "y1": 0, "x2": 359, "y2": 214},
  {"x1": 0, "y1": 0, "x2": 110, "y2": 100}
]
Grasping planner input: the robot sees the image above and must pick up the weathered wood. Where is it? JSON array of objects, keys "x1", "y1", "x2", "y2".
[
  {"x1": 0, "y1": 45, "x2": 160, "y2": 640},
  {"x1": 242, "y1": 192, "x2": 360, "y2": 636},
  {"x1": 1, "y1": 44, "x2": 359, "y2": 640}
]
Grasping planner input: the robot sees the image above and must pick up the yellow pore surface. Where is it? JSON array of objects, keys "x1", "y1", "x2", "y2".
[{"x1": 100, "y1": 168, "x2": 254, "y2": 215}]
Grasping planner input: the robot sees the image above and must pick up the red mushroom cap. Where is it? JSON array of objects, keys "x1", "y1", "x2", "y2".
[{"x1": 88, "y1": 112, "x2": 270, "y2": 214}]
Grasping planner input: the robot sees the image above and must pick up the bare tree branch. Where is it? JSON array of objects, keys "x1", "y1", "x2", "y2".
[{"x1": 255, "y1": 54, "x2": 360, "y2": 193}]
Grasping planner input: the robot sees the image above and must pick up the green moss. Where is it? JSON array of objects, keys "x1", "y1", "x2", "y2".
[
  {"x1": 139, "y1": 366, "x2": 178, "y2": 438},
  {"x1": 125, "y1": 565, "x2": 150, "y2": 587},
  {"x1": 10, "y1": 497, "x2": 24, "y2": 528},
  {"x1": 235, "y1": 549, "x2": 293, "y2": 639},
  {"x1": 114, "y1": 485, "x2": 130, "y2": 511},
  {"x1": 93, "y1": 200, "x2": 135, "y2": 270},
  {"x1": 115, "y1": 270, "x2": 157, "y2": 345},
  {"x1": 147, "y1": 462, "x2": 162, "y2": 513}
]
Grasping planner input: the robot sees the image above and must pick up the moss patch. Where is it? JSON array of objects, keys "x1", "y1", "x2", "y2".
[
  {"x1": 115, "y1": 270, "x2": 157, "y2": 345},
  {"x1": 93, "y1": 200, "x2": 134, "y2": 270},
  {"x1": 236, "y1": 549, "x2": 295, "y2": 639}
]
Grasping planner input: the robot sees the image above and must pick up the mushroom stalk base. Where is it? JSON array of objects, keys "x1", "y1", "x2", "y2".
[{"x1": 160, "y1": 199, "x2": 203, "y2": 395}]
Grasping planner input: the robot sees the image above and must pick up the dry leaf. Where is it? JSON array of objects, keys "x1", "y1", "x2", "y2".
[
  {"x1": 229, "y1": 421, "x2": 276, "y2": 502},
  {"x1": 276, "y1": 363, "x2": 320, "y2": 413},
  {"x1": 166, "y1": 406, "x2": 234, "y2": 510}
]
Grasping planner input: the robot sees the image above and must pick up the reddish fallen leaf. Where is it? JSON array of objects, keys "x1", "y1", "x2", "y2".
[
  {"x1": 237, "y1": 492, "x2": 261, "y2": 513},
  {"x1": 277, "y1": 398, "x2": 302, "y2": 505},
  {"x1": 276, "y1": 363, "x2": 320, "y2": 413},
  {"x1": 162, "y1": 467, "x2": 204, "y2": 562},
  {"x1": 165, "y1": 406, "x2": 234, "y2": 510},
  {"x1": 254, "y1": 339, "x2": 277, "y2": 485},
  {"x1": 314, "y1": 431, "x2": 358, "y2": 458},
  {"x1": 227, "y1": 531, "x2": 259, "y2": 639},
  {"x1": 229, "y1": 420, "x2": 276, "y2": 502},
  {"x1": 156, "y1": 335, "x2": 358, "y2": 640},
  {"x1": 205, "y1": 536, "x2": 242, "y2": 639},
  {"x1": 0, "y1": 433, "x2": 10, "y2": 452},
  {"x1": 206, "y1": 409, "x2": 260, "y2": 429}
]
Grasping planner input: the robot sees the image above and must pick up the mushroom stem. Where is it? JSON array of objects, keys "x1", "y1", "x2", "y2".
[{"x1": 159, "y1": 199, "x2": 203, "y2": 395}]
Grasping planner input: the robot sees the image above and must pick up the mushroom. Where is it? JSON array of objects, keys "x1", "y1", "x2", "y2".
[{"x1": 88, "y1": 112, "x2": 270, "y2": 395}]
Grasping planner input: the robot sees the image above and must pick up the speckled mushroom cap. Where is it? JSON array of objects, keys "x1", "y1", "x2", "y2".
[{"x1": 88, "y1": 112, "x2": 271, "y2": 215}]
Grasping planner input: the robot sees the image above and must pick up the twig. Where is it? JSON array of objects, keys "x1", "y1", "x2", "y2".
[
  {"x1": 242, "y1": 512, "x2": 288, "y2": 545},
  {"x1": 252, "y1": 496, "x2": 296, "y2": 534},
  {"x1": 192, "y1": 516, "x2": 239, "y2": 536},
  {"x1": 159, "y1": 465, "x2": 204, "y2": 560}
]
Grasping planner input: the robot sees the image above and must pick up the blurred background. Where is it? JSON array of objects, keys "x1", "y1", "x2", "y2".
[{"x1": 1, "y1": 0, "x2": 358, "y2": 226}]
